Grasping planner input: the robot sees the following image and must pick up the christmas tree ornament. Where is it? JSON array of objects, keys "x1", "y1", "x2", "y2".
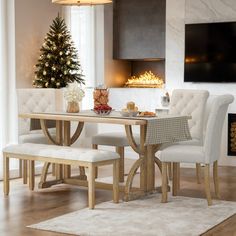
[
  {"x1": 59, "y1": 51, "x2": 63, "y2": 56},
  {"x1": 51, "y1": 77, "x2": 55, "y2": 81},
  {"x1": 43, "y1": 70, "x2": 47, "y2": 75},
  {"x1": 45, "y1": 62, "x2": 49, "y2": 67}
]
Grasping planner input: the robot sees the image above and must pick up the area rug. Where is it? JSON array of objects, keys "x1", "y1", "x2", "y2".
[{"x1": 28, "y1": 195, "x2": 236, "y2": 236}]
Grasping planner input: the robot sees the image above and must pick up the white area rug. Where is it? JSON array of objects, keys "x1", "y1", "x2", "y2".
[{"x1": 28, "y1": 195, "x2": 236, "y2": 236}]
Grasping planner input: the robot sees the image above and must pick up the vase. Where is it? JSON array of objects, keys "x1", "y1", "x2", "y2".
[{"x1": 66, "y1": 101, "x2": 80, "y2": 113}]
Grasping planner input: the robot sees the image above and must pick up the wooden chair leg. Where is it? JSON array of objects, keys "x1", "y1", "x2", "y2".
[
  {"x1": 176, "y1": 163, "x2": 180, "y2": 190},
  {"x1": 23, "y1": 160, "x2": 28, "y2": 184},
  {"x1": 161, "y1": 162, "x2": 168, "y2": 203},
  {"x1": 116, "y1": 146, "x2": 125, "y2": 183},
  {"x1": 52, "y1": 163, "x2": 56, "y2": 176},
  {"x1": 3, "y1": 154, "x2": 10, "y2": 196},
  {"x1": 167, "y1": 162, "x2": 172, "y2": 180},
  {"x1": 196, "y1": 163, "x2": 201, "y2": 184},
  {"x1": 172, "y1": 163, "x2": 179, "y2": 196},
  {"x1": 92, "y1": 144, "x2": 98, "y2": 178},
  {"x1": 19, "y1": 160, "x2": 23, "y2": 178},
  {"x1": 213, "y1": 161, "x2": 220, "y2": 199},
  {"x1": 88, "y1": 164, "x2": 95, "y2": 209},
  {"x1": 204, "y1": 164, "x2": 212, "y2": 206},
  {"x1": 29, "y1": 161, "x2": 35, "y2": 191},
  {"x1": 56, "y1": 164, "x2": 63, "y2": 180},
  {"x1": 113, "y1": 160, "x2": 120, "y2": 203}
]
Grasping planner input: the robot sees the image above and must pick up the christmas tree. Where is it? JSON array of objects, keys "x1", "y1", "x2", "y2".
[{"x1": 33, "y1": 14, "x2": 85, "y2": 88}]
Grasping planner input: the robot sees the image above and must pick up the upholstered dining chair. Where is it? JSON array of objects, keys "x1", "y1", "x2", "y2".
[
  {"x1": 165, "y1": 89, "x2": 209, "y2": 183},
  {"x1": 17, "y1": 89, "x2": 57, "y2": 184},
  {"x1": 160, "y1": 94, "x2": 234, "y2": 206},
  {"x1": 92, "y1": 133, "x2": 139, "y2": 182}
]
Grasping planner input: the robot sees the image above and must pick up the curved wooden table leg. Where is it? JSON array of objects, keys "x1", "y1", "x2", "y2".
[
  {"x1": 124, "y1": 158, "x2": 143, "y2": 201},
  {"x1": 124, "y1": 125, "x2": 146, "y2": 200}
]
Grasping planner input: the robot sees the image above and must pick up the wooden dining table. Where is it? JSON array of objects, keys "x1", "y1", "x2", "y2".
[{"x1": 19, "y1": 110, "x2": 191, "y2": 201}]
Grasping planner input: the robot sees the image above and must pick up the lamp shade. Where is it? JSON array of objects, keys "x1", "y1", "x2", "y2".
[{"x1": 52, "y1": 0, "x2": 112, "y2": 5}]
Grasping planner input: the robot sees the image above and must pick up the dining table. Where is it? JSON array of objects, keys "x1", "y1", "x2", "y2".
[{"x1": 19, "y1": 110, "x2": 191, "y2": 201}]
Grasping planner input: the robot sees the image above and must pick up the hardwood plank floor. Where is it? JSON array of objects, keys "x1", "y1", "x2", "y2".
[{"x1": 0, "y1": 160, "x2": 235, "y2": 236}]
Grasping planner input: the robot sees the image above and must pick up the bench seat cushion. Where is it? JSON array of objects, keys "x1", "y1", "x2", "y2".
[{"x1": 3, "y1": 143, "x2": 120, "y2": 163}]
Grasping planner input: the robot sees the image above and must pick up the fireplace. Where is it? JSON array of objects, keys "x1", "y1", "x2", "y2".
[
  {"x1": 228, "y1": 113, "x2": 236, "y2": 156},
  {"x1": 106, "y1": 60, "x2": 165, "y2": 88}
]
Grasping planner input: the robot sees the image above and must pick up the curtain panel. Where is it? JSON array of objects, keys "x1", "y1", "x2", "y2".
[{"x1": 0, "y1": 0, "x2": 18, "y2": 179}]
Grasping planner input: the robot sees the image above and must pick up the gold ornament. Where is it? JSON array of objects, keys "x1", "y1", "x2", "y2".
[
  {"x1": 59, "y1": 51, "x2": 63, "y2": 56},
  {"x1": 67, "y1": 61, "x2": 71, "y2": 65},
  {"x1": 47, "y1": 54, "x2": 51, "y2": 59},
  {"x1": 45, "y1": 82, "x2": 48, "y2": 87},
  {"x1": 43, "y1": 70, "x2": 47, "y2": 75},
  {"x1": 45, "y1": 62, "x2": 49, "y2": 67},
  {"x1": 52, "y1": 66, "x2": 56, "y2": 71},
  {"x1": 56, "y1": 82, "x2": 60, "y2": 87},
  {"x1": 64, "y1": 70, "x2": 68, "y2": 75}
]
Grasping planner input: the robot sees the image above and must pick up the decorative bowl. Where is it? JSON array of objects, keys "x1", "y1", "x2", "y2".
[
  {"x1": 120, "y1": 111, "x2": 139, "y2": 117},
  {"x1": 92, "y1": 109, "x2": 112, "y2": 116}
]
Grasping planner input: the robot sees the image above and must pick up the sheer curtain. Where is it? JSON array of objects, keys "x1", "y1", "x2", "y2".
[{"x1": 0, "y1": 0, "x2": 18, "y2": 179}]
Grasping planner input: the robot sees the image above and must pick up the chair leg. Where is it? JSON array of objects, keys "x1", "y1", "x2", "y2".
[
  {"x1": 113, "y1": 160, "x2": 119, "y2": 203},
  {"x1": 23, "y1": 160, "x2": 28, "y2": 184},
  {"x1": 88, "y1": 164, "x2": 95, "y2": 209},
  {"x1": 213, "y1": 161, "x2": 220, "y2": 199},
  {"x1": 29, "y1": 161, "x2": 35, "y2": 191},
  {"x1": 204, "y1": 164, "x2": 212, "y2": 206},
  {"x1": 161, "y1": 162, "x2": 168, "y2": 203},
  {"x1": 52, "y1": 163, "x2": 56, "y2": 176},
  {"x1": 92, "y1": 144, "x2": 98, "y2": 178},
  {"x1": 172, "y1": 163, "x2": 179, "y2": 196},
  {"x1": 196, "y1": 163, "x2": 201, "y2": 184},
  {"x1": 116, "y1": 146, "x2": 125, "y2": 183},
  {"x1": 3, "y1": 154, "x2": 10, "y2": 196},
  {"x1": 167, "y1": 162, "x2": 172, "y2": 180}
]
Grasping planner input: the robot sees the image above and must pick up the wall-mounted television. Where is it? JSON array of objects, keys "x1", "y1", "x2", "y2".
[{"x1": 184, "y1": 21, "x2": 236, "y2": 83}]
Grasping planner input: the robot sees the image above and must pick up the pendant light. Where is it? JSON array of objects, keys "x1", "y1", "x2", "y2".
[{"x1": 52, "y1": 0, "x2": 112, "y2": 6}]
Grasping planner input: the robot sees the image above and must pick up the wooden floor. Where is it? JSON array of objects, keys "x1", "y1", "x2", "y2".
[{"x1": 0, "y1": 160, "x2": 236, "y2": 236}]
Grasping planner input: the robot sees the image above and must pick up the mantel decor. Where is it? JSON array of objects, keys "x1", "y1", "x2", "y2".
[{"x1": 52, "y1": 0, "x2": 112, "y2": 5}]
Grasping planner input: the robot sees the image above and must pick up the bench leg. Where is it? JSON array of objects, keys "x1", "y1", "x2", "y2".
[
  {"x1": 88, "y1": 164, "x2": 95, "y2": 209},
  {"x1": 113, "y1": 160, "x2": 119, "y2": 203},
  {"x1": 3, "y1": 154, "x2": 9, "y2": 196},
  {"x1": 92, "y1": 144, "x2": 98, "y2": 178},
  {"x1": 116, "y1": 146, "x2": 125, "y2": 183},
  {"x1": 23, "y1": 160, "x2": 28, "y2": 184},
  {"x1": 29, "y1": 161, "x2": 35, "y2": 191}
]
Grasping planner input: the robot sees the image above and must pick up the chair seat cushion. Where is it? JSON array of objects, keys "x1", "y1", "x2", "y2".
[
  {"x1": 159, "y1": 145, "x2": 205, "y2": 163},
  {"x1": 92, "y1": 132, "x2": 139, "y2": 147},
  {"x1": 19, "y1": 128, "x2": 56, "y2": 144},
  {"x1": 3, "y1": 143, "x2": 120, "y2": 163}
]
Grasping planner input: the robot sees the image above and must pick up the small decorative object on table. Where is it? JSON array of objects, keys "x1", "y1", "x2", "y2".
[
  {"x1": 161, "y1": 92, "x2": 170, "y2": 107},
  {"x1": 93, "y1": 85, "x2": 112, "y2": 115},
  {"x1": 93, "y1": 85, "x2": 109, "y2": 107},
  {"x1": 93, "y1": 104, "x2": 112, "y2": 115},
  {"x1": 120, "y1": 101, "x2": 139, "y2": 117},
  {"x1": 64, "y1": 82, "x2": 85, "y2": 113}
]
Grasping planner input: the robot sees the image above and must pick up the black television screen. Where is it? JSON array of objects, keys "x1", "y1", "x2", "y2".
[{"x1": 184, "y1": 22, "x2": 236, "y2": 83}]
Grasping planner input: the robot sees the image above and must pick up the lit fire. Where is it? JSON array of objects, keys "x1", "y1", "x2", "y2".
[{"x1": 125, "y1": 71, "x2": 164, "y2": 88}]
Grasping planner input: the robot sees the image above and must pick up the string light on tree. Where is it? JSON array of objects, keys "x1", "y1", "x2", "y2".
[{"x1": 33, "y1": 14, "x2": 85, "y2": 88}]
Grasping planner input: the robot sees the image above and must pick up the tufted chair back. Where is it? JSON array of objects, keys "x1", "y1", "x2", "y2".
[
  {"x1": 169, "y1": 89, "x2": 209, "y2": 142},
  {"x1": 204, "y1": 94, "x2": 234, "y2": 164},
  {"x1": 17, "y1": 89, "x2": 56, "y2": 135}
]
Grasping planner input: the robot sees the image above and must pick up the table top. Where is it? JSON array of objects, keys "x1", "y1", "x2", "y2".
[{"x1": 19, "y1": 110, "x2": 191, "y2": 126}]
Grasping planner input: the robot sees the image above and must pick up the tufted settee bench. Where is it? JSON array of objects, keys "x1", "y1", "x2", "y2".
[{"x1": 3, "y1": 143, "x2": 120, "y2": 209}]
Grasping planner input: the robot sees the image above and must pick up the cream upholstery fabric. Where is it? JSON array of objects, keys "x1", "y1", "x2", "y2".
[
  {"x1": 3, "y1": 143, "x2": 120, "y2": 162},
  {"x1": 17, "y1": 89, "x2": 56, "y2": 144},
  {"x1": 17, "y1": 89, "x2": 56, "y2": 136},
  {"x1": 92, "y1": 132, "x2": 140, "y2": 147},
  {"x1": 169, "y1": 89, "x2": 209, "y2": 143},
  {"x1": 160, "y1": 95, "x2": 234, "y2": 164}
]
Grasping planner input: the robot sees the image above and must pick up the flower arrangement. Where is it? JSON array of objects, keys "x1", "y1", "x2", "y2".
[
  {"x1": 64, "y1": 81, "x2": 85, "y2": 103},
  {"x1": 64, "y1": 82, "x2": 85, "y2": 113}
]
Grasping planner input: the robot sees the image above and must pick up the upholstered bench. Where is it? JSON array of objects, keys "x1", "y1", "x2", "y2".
[{"x1": 3, "y1": 143, "x2": 120, "y2": 209}]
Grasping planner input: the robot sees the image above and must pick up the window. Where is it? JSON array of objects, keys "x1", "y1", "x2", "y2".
[{"x1": 70, "y1": 6, "x2": 95, "y2": 88}]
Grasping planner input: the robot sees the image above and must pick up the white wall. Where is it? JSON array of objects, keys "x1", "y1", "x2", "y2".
[{"x1": 15, "y1": 0, "x2": 61, "y2": 88}]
